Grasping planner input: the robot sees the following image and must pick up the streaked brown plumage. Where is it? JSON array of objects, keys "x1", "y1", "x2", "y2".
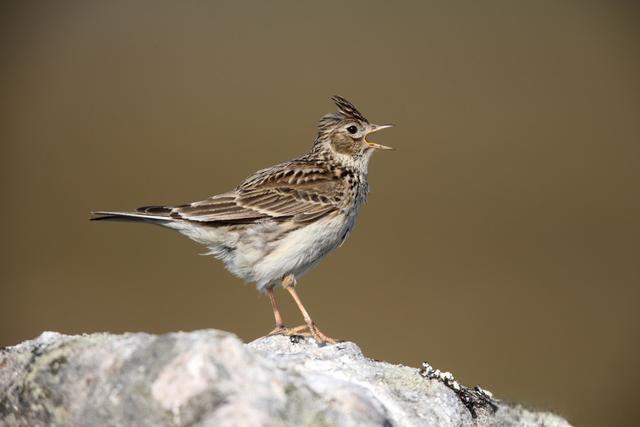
[{"x1": 92, "y1": 96, "x2": 393, "y2": 344}]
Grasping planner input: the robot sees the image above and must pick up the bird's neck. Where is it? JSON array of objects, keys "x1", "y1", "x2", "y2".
[
  {"x1": 333, "y1": 152, "x2": 371, "y2": 178},
  {"x1": 310, "y1": 142, "x2": 372, "y2": 177}
]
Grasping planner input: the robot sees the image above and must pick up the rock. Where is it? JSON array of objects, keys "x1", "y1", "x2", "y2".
[{"x1": 0, "y1": 330, "x2": 571, "y2": 427}]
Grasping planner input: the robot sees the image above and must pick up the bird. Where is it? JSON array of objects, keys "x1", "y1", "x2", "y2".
[{"x1": 91, "y1": 96, "x2": 393, "y2": 344}]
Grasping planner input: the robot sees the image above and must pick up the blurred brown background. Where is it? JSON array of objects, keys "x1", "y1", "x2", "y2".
[{"x1": 1, "y1": 1, "x2": 638, "y2": 425}]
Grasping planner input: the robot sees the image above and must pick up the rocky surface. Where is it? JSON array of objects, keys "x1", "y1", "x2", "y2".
[{"x1": 0, "y1": 330, "x2": 571, "y2": 427}]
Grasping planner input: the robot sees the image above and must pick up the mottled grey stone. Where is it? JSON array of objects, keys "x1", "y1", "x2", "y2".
[{"x1": 0, "y1": 330, "x2": 571, "y2": 427}]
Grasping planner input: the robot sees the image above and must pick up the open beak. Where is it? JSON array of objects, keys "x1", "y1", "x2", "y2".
[{"x1": 365, "y1": 124, "x2": 394, "y2": 150}]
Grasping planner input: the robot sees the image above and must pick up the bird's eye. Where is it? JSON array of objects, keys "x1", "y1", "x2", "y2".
[{"x1": 346, "y1": 125, "x2": 358, "y2": 135}]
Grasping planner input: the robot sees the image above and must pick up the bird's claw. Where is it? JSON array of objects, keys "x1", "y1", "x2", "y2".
[
  {"x1": 292, "y1": 323, "x2": 338, "y2": 345},
  {"x1": 266, "y1": 323, "x2": 337, "y2": 345}
]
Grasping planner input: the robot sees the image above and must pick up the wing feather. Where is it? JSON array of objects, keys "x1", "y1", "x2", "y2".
[{"x1": 169, "y1": 161, "x2": 346, "y2": 224}]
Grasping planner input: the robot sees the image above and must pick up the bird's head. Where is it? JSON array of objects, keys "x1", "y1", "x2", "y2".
[{"x1": 314, "y1": 96, "x2": 393, "y2": 169}]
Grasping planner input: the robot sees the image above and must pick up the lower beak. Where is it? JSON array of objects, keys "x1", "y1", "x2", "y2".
[
  {"x1": 367, "y1": 142, "x2": 394, "y2": 150},
  {"x1": 366, "y1": 124, "x2": 394, "y2": 150}
]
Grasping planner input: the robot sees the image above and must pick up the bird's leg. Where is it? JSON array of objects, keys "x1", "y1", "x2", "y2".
[
  {"x1": 282, "y1": 274, "x2": 337, "y2": 345},
  {"x1": 265, "y1": 287, "x2": 313, "y2": 338},
  {"x1": 266, "y1": 287, "x2": 287, "y2": 336}
]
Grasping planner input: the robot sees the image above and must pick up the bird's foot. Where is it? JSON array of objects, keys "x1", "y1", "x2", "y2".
[
  {"x1": 305, "y1": 322, "x2": 338, "y2": 345},
  {"x1": 266, "y1": 324, "x2": 311, "y2": 337},
  {"x1": 287, "y1": 324, "x2": 312, "y2": 335},
  {"x1": 266, "y1": 323, "x2": 337, "y2": 345},
  {"x1": 267, "y1": 325, "x2": 290, "y2": 336}
]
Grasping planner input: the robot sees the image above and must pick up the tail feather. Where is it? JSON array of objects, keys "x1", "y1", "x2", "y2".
[
  {"x1": 136, "y1": 205, "x2": 174, "y2": 215},
  {"x1": 90, "y1": 210, "x2": 175, "y2": 223}
]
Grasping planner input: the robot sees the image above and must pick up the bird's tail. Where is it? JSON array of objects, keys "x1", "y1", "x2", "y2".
[{"x1": 90, "y1": 206, "x2": 175, "y2": 223}]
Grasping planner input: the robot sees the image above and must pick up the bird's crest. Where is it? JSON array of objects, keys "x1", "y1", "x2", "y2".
[{"x1": 331, "y1": 96, "x2": 369, "y2": 123}]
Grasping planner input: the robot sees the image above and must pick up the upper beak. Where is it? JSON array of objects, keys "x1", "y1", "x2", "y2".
[{"x1": 365, "y1": 124, "x2": 394, "y2": 150}]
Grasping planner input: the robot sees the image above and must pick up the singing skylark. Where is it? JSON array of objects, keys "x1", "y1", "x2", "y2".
[{"x1": 92, "y1": 96, "x2": 393, "y2": 344}]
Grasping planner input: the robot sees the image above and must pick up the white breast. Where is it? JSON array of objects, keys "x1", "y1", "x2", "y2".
[{"x1": 249, "y1": 212, "x2": 355, "y2": 290}]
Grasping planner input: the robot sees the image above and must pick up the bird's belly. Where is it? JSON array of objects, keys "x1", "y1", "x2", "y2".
[{"x1": 249, "y1": 213, "x2": 354, "y2": 290}]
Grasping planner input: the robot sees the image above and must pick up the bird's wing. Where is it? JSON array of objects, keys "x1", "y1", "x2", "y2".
[{"x1": 166, "y1": 161, "x2": 347, "y2": 224}]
